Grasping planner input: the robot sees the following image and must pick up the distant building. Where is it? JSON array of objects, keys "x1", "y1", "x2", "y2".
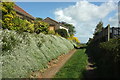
[
  {"x1": 43, "y1": 17, "x2": 68, "y2": 32},
  {"x1": 13, "y1": 5, "x2": 35, "y2": 22}
]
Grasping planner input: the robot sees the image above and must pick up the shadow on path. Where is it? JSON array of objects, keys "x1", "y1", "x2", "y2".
[
  {"x1": 73, "y1": 45, "x2": 86, "y2": 49},
  {"x1": 82, "y1": 57, "x2": 98, "y2": 80},
  {"x1": 73, "y1": 45, "x2": 98, "y2": 80}
]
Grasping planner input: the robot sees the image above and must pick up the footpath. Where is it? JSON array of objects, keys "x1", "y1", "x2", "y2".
[{"x1": 31, "y1": 49, "x2": 76, "y2": 79}]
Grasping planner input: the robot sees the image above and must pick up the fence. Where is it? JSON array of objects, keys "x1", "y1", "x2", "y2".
[
  {"x1": 110, "y1": 27, "x2": 120, "y2": 39},
  {"x1": 93, "y1": 27, "x2": 120, "y2": 42}
]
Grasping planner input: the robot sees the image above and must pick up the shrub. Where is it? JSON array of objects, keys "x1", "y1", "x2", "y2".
[
  {"x1": 68, "y1": 35, "x2": 80, "y2": 44},
  {"x1": 2, "y1": 2, "x2": 35, "y2": 33},
  {"x1": 1, "y1": 29, "x2": 74, "y2": 78},
  {"x1": 55, "y1": 29, "x2": 69, "y2": 38},
  {"x1": 12, "y1": 17, "x2": 34, "y2": 33},
  {"x1": 48, "y1": 30, "x2": 55, "y2": 35},
  {"x1": 34, "y1": 21, "x2": 49, "y2": 34},
  {"x1": 2, "y1": 2, "x2": 16, "y2": 30},
  {"x1": 86, "y1": 39, "x2": 120, "y2": 78}
]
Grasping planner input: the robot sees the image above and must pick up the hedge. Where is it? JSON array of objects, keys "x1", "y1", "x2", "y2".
[
  {"x1": 86, "y1": 39, "x2": 120, "y2": 79},
  {"x1": 1, "y1": 29, "x2": 74, "y2": 78}
]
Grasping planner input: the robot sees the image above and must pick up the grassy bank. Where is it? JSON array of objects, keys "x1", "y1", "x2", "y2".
[
  {"x1": 1, "y1": 30, "x2": 74, "y2": 78},
  {"x1": 54, "y1": 49, "x2": 88, "y2": 79}
]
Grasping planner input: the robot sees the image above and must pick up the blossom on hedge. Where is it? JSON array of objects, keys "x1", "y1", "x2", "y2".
[{"x1": 2, "y1": 30, "x2": 74, "y2": 78}]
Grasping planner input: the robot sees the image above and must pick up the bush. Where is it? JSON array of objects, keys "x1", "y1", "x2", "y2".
[
  {"x1": 86, "y1": 39, "x2": 120, "y2": 78},
  {"x1": 2, "y1": 2, "x2": 16, "y2": 30},
  {"x1": 55, "y1": 29, "x2": 69, "y2": 38},
  {"x1": 34, "y1": 21, "x2": 49, "y2": 34},
  {"x1": 13, "y1": 17, "x2": 34, "y2": 33},
  {"x1": 2, "y1": 2, "x2": 35, "y2": 33},
  {"x1": 68, "y1": 35, "x2": 80, "y2": 44},
  {"x1": 48, "y1": 30, "x2": 55, "y2": 35}
]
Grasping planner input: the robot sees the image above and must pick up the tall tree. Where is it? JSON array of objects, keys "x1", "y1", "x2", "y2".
[
  {"x1": 94, "y1": 21, "x2": 103, "y2": 35},
  {"x1": 61, "y1": 22, "x2": 76, "y2": 36}
]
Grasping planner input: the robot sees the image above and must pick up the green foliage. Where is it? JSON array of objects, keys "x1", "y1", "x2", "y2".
[
  {"x1": 94, "y1": 21, "x2": 103, "y2": 35},
  {"x1": 34, "y1": 21, "x2": 49, "y2": 34},
  {"x1": 86, "y1": 21, "x2": 120, "y2": 78},
  {"x1": 68, "y1": 35, "x2": 80, "y2": 44},
  {"x1": 55, "y1": 33, "x2": 61, "y2": 37},
  {"x1": 2, "y1": 2, "x2": 35, "y2": 33},
  {"x1": 48, "y1": 30, "x2": 55, "y2": 35},
  {"x1": 35, "y1": 17, "x2": 43, "y2": 21},
  {"x1": 55, "y1": 29, "x2": 69, "y2": 38},
  {"x1": 100, "y1": 39, "x2": 120, "y2": 64},
  {"x1": 1, "y1": 29, "x2": 74, "y2": 78},
  {"x1": 2, "y1": 33, "x2": 19, "y2": 52},
  {"x1": 54, "y1": 49, "x2": 88, "y2": 78},
  {"x1": 2, "y1": 2, "x2": 15, "y2": 16},
  {"x1": 63, "y1": 23, "x2": 76, "y2": 36},
  {"x1": 2, "y1": 2, "x2": 16, "y2": 29},
  {"x1": 12, "y1": 17, "x2": 34, "y2": 33},
  {"x1": 86, "y1": 39, "x2": 120, "y2": 78}
]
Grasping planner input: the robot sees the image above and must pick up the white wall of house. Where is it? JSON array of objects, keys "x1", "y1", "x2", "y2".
[{"x1": 59, "y1": 26, "x2": 69, "y2": 33}]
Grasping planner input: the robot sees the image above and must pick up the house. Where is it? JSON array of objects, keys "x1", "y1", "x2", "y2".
[
  {"x1": 13, "y1": 5, "x2": 35, "y2": 22},
  {"x1": 43, "y1": 17, "x2": 68, "y2": 32}
]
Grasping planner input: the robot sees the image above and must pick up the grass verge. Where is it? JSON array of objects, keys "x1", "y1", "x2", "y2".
[{"x1": 54, "y1": 49, "x2": 88, "y2": 79}]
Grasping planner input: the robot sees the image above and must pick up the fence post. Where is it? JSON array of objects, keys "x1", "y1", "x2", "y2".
[{"x1": 107, "y1": 25, "x2": 110, "y2": 41}]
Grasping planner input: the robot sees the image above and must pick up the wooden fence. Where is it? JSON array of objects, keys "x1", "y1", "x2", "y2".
[
  {"x1": 93, "y1": 27, "x2": 120, "y2": 42},
  {"x1": 110, "y1": 27, "x2": 120, "y2": 39}
]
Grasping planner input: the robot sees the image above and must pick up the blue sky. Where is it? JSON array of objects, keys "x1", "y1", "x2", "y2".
[
  {"x1": 16, "y1": 2, "x2": 110, "y2": 20},
  {"x1": 16, "y1": 2, "x2": 76, "y2": 19},
  {"x1": 15, "y1": 1, "x2": 118, "y2": 43}
]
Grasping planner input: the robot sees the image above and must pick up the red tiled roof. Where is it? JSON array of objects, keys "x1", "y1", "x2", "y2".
[
  {"x1": 44, "y1": 17, "x2": 59, "y2": 24},
  {"x1": 13, "y1": 5, "x2": 35, "y2": 20}
]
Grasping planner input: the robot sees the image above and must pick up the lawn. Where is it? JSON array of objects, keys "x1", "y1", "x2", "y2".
[{"x1": 54, "y1": 49, "x2": 88, "y2": 79}]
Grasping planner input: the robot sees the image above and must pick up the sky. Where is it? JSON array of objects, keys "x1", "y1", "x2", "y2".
[
  {"x1": 15, "y1": 1, "x2": 118, "y2": 43},
  {"x1": 15, "y1": 2, "x2": 76, "y2": 19}
]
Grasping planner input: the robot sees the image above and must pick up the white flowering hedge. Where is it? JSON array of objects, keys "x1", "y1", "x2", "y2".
[{"x1": 1, "y1": 29, "x2": 74, "y2": 78}]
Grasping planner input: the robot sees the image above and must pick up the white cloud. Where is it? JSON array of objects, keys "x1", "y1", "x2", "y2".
[
  {"x1": 54, "y1": 1, "x2": 117, "y2": 43},
  {"x1": 109, "y1": 13, "x2": 118, "y2": 27}
]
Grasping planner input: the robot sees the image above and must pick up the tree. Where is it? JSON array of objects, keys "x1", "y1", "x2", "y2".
[
  {"x1": 35, "y1": 17, "x2": 43, "y2": 21},
  {"x1": 94, "y1": 21, "x2": 103, "y2": 35},
  {"x1": 60, "y1": 22, "x2": 76, "y2": 36},
  {"x1": 55, "y1": 29, "x2": 69, "y2": 38}
]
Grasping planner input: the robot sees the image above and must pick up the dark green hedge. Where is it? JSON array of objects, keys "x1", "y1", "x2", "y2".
[
  {"x1": 55, "y1": 29, "x2": 69, "y2": 38},
  {"x1": 86, "y1": 39, "x2": 120, "y2": 79}
]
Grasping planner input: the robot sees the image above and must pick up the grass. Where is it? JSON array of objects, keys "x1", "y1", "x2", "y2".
[{"x1": 54, "y1": 49, "x2": 88, "y2": 79}]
